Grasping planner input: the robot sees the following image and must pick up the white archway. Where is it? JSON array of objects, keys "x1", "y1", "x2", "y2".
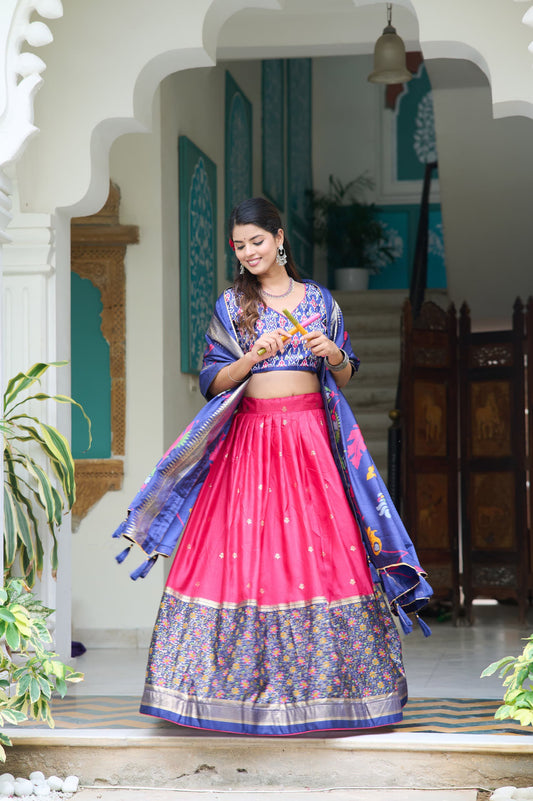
[{"x1": 2, "y1": 0, "x2": 533, "y2": 656}]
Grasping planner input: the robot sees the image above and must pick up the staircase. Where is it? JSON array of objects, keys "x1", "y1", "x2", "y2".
[{"x1": 334, "y1": 288, "x2": 450, "y2": 483}]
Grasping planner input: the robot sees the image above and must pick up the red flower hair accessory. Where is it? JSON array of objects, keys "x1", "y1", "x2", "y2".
[{"x1": 229, "y1": 238, "x2": 235, "y2": 250}]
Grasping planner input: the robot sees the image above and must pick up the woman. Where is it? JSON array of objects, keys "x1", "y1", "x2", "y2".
[{"x1": 113, "y1": 197, "x2": 431, "y2": 736}]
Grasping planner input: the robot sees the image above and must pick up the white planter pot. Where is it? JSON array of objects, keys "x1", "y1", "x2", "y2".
[{"x1": 334, "y1": 267, "x2": 370, "y2": 291}]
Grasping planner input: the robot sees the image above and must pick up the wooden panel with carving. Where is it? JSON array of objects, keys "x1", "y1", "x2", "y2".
[
  {"x1": 401, "y1": 299, "x2": 460, "y2": 619},
  {"x1": 70, "y1": 183, "x2": 138, "y2": 523},
  {"x1": 470, "y1": 381, "x2": 511, "y2": 459},
  {"x1": 413, "y1": 381, "x2": 447, "y2": 457},
  {"x1": 459, "y1": 300, "x2": 528, "y2": 622}
]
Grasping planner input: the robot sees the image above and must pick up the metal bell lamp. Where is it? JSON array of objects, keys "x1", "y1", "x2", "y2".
[{"x1": 368, "y1": 3, "x2": 412, "y2": 85}]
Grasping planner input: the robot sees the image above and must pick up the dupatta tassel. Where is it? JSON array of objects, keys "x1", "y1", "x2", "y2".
[
  {"x1": 115, "y1": 543, "x2": 133, "y2": 564},
  {"x1": 416, "y1": 614, "x2": 432, "y2": 638},
  {"x1": 130, "y1": 554, "x2": 159, "y2": 581},
  {"x1": 396, "y1": 605, "x2": 413, "y2": 635}
]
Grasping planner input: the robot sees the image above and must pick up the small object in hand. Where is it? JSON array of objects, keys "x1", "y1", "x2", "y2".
[
  {"x1": 256, "y1": 312, "x2": 321, "y2": 356},
  {"x1": 282, "y1": 308, "x2": 307, "y2": 334}
]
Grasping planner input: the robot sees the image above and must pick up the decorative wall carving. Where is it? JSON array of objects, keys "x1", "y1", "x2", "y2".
[
  {"x1": 459, "y1": 299, "x2": 528, "y2": 622},
  {"x1": 179, "y1": 137, "x2": 217, "y2": 374},
  {"x1": 470, "y1": 343, "x2": 514, "y2": 369},
  {"x1": 0, "y1": 0, "x2": 64, "y2": 168},
  {"x1": 472, "y1": 564, "x2": 516, "y2": 588},
  {"x1": 72, "y1": 459, "x2": 124, "y2": 530},
  {"x1": 415, "y1": 473, "x2": 449, "y2": 549},
  {"x1": 413, "y1": 300, "x2": 448, "y2": 331},
  {"x1": 413, "y1": 346, "x2": 448, "y2": 368},
  {"x1": 471, "y1": 472, "x2": 515, "y2": 550},
  {"x1": 401, "y1": 299, "x2": 459, "y2": 618},
  {"x1": 470, "y1": 380, "x2": 511, "y2": 458},
  {"x1": 413, "y1": 381, "x2": 447, "y2": 457},
  {"x1": 71, "y1": 182, "x2": 138, "y2": 521}
]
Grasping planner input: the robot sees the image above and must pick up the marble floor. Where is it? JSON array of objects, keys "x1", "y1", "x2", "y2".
[{"x1": 68, "y1": 600, "x2": 533, "y2": 701}]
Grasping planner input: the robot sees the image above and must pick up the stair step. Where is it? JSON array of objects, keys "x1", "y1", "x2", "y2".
[
  {"x1": 344, "y1": 313, "x2": 402, "y2": 335},
  {"x1": 351, "y1": 337, "x2": 401, "y2": 362},
  {"x1": 352, "y1": 363, "x2": 399, "y2": 383},
  {"x1": 67, "y1": 789, "x2": 479, "y2": 801},
  {"x1": 5, "y1": 728, "x2": 532, "y2": 791},
  {"x1": 333, "y1": 288, "x2": 449, "y2": 312},
  {"x1": 345, "y1": 384, "x2": 396, "y2": 408}
]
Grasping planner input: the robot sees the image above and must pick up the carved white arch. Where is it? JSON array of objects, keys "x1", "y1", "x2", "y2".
[{"x1": 0, "y1": 0, "x2": 63, "y2": 169}]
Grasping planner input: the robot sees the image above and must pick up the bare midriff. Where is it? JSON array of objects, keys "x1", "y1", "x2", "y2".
[{"x1": 244, "y1": 370, "x2": 320, "y2": 399}]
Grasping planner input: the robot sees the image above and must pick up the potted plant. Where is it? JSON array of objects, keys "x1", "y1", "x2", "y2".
[
  {"x1": 308, "y1": 174, "x2": 394, "y2": 291},
  {"x1": 481, "y1": 635, "x2": 533, "y2": 727},
  {"x1": 3, "y1": 361, "x2": 90, "y2": 586},
  {"x1": 1, "y1": 361, "x2": 89, "y2": 758},
  {"x1": 0, "y1": 578, "x2": 83, "y2": 760}
]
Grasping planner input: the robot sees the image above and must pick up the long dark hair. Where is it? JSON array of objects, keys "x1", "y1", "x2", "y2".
[{"x1": 229, "y1": 197, "x2": 300, "y2": 337}]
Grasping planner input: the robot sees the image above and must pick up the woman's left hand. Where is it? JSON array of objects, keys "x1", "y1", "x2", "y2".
[{"x1": 303, "y1": 330, "x2": 343, "y2": 365}]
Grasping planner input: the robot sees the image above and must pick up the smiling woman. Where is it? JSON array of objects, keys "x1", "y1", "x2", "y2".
[{"x1": 113, "y1": 196, "x2": 432, "y2": 737}]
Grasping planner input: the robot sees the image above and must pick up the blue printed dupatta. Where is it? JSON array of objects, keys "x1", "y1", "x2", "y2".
[{"x1": 113, "y1": 280, "x2": 432, "y2": 630}]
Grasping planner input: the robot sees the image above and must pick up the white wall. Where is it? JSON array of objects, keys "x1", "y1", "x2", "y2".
[
  {"x1": 71, "y1": 94, "x2": 167, "y2": 646},
  {"x1": 312, "y1": 54, "x2": 533, "y2": 325},
  {"x1": 431, "y1": 79, "x2": 533, "y2": 324},
  {"x1": 312, "y1": 55, "x2": 379, "y2": 195},
  {"x1": 72, "y1": 59, "x2": 266, "y2": 644},
  {"x1": 312, "y1": 54, "x2": 380, "y2": 283}
]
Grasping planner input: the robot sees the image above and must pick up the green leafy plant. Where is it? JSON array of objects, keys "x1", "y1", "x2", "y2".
[
  {"x1": 2, "y1": 361, "x2": 91, "y2": 585},
  {"x1": 481, "y1": 635, "x2": 533, "y2": 726},
  {"x1": 0, "y1": 578, "x2": 83, "y2": 759},
  {"x1": 307, "y1": 174, "x2": 394, "y2": 272}
]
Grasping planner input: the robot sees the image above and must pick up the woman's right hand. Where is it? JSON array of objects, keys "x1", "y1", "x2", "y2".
[{"x1": 249, "y1": 328, "x2": 287, "y2": 364}]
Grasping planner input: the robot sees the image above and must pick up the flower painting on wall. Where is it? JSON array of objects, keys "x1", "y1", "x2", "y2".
[
  {"x1": 179, "y1": 136, "x2": 217, "y2": 374},
  {"x1": 374, "y1": 56, "x2": 447, "y2": 290}
]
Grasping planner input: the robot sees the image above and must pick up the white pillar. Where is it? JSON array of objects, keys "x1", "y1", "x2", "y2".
[
  {"x1": 2, "y1": 178, "x2": 71, "y2": 656},
  {"x1": 0, "y1": 0, "x2": 66, "y2": 652}
]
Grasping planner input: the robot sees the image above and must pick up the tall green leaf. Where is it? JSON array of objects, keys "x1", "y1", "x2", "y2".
[
  {"x1": 3, "y1": 363, "x2": 62, "y2": 410},
  {"x1": 3, "y1": 362, "x2": 90, "y2": 585},
  {"x1": 25, "y1": 462, "x2": 56, "y2": 523},
  {"x1": 38, "y1": 424, "x2": 75, "y2": 506}
]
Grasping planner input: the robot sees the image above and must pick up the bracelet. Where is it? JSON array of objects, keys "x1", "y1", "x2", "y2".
[
  {"x1": 326, "y1": 348, "x2": 349, "y2": 372},
  {"x1": 227, "y1": 365, "x2": 244, "y2": 384}
]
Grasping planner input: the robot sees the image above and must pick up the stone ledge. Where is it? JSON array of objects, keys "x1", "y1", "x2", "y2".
[{"x1": 4, "y1": 731, "x2": 533, "y2": 790}]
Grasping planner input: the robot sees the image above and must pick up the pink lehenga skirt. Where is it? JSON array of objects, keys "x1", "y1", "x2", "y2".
[{"x1": 140, "y1": 393, "x2": 407, "y2": 735}]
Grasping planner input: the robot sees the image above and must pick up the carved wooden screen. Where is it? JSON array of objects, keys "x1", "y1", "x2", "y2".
[
  {"x1": 401, "y1": 300, "x2": 460, "y2": 619},
  {"x1": 459, "y1": 301, "x2": 528, "y2": 623}
]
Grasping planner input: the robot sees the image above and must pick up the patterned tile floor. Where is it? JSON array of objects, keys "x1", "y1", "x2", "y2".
[{"x1": 11, "y1": 694, "x2": 531, "y2": 735}]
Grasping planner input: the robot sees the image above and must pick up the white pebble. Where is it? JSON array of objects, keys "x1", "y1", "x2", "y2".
[
  {"x1": 491, "y1": 789, "x2": 518, "y2": 800},
  {"x1": 513, "y1": 790, "x2": 533, "y2": 800},
  {"x1": 30, "y1": 771, "x2": 46, "y2": 784},
  {"x1": 0, "y1": 780, "x2": 14, "y2": 796},
  {"x1": 0, "y1": 774, "x2": 14, "y2": 782},
  {"x1": 34, "y1": 783, "x2": 51, "y2": 796},
  {"x1": 62, "y1": 775, "x2": 80, "y2": 793},
  {"x1": 46, "y1": 775, "x2": 64, "y2": 791},
  {"x1": 14, "y1": 776, "x2": 34, "y2": 796}
]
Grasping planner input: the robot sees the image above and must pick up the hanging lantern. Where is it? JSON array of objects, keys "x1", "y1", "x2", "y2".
[{"x1": 368, "y1": 3, "x2": 412, "y2": 85}]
